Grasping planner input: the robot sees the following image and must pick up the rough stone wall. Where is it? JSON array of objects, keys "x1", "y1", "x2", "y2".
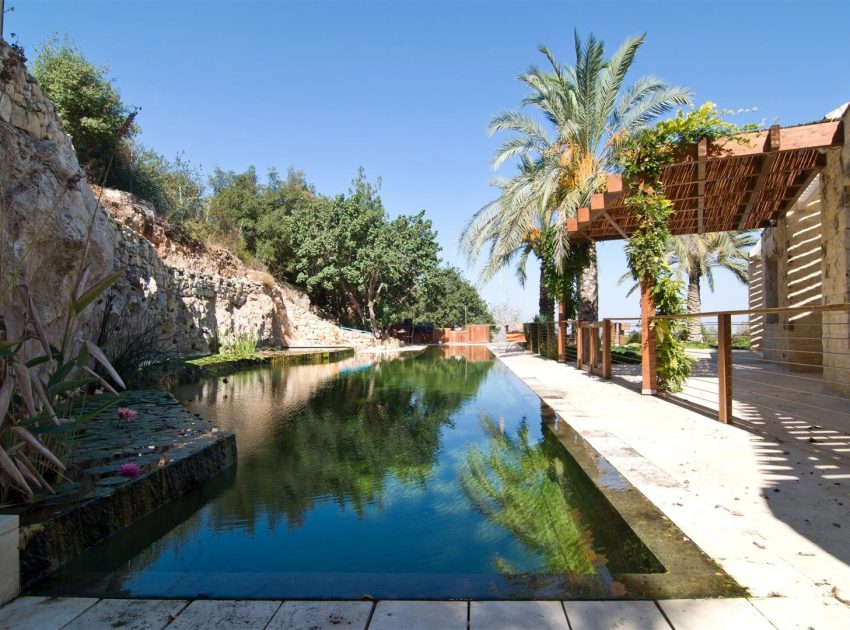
[
  {"x1": 1, "y1": 43, "x2": 116, "y2": 344},
  {"x1": 0, "y1": 42, "x2": 391, "y2": 356},
  {"x1": 820, "y1": 107, "x2": 850, "y2": 395},
  {"x1": 748, "y1": 181, "x2": 824, "y2": 371},
  {"x1": 748, "y1": 107, "x2": 850, "y2": 393}
]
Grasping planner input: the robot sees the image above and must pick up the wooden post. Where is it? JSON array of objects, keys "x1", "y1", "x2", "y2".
[
  {"x1": 557, "y1": 301, "x2": 566, "y2": 362},
  {"x1": 602, "y1": 319, "x2": 612, "y2": 379},
  {"x1": 576, "y1": 322, "x2": 583, "y2": 369},
  {"x1": 618, "y1": 323, "x2": 626, "y2": 346},
  {"x1": 640, "y1": 282, "x2": 657, "y2": 395},
  {"x1": 589, "y1": 325, "x2": 599, "y2": 373},
  {"x1": 718, "y1": 313, "x2": 733, "y2": 423}
]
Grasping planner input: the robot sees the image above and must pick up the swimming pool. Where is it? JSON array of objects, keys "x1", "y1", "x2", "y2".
[{"x1": 35, "y1": 346, "x2": 739, "y2": 599}]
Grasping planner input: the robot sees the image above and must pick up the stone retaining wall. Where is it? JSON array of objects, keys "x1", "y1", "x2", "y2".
[{"x1": 0, "y1": 42, "x2": 394, "y2": 356}]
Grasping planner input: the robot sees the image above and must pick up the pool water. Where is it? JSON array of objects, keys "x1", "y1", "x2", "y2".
[{"x1": 37, "y1": 346, "x2": 663, "y2": 599}]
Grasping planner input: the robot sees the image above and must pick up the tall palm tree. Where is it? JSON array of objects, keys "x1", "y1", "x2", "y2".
[
  {"x1": 461, "y1": 32, "x2": 691, "y2": 321},
  {"x1": 671, "y1": 232, "x2": 756, "y2": 341},
  {"x1": 619, "y1": 231, "x2": 756, "y2": 341}
]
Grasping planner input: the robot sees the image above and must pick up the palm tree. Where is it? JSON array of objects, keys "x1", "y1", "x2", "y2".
[
  {"x1": 619, "y1": 231, "x2": 756, "y2": 341},
  {"x1": 461, "y1": 31, "x2": 691, "y2": 321}
]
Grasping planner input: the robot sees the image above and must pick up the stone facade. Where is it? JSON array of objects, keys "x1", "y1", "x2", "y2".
[
  {"x1": 749, "y1": 105, "x2": 850, "y2": 394},
  {"x1": 0, "y1": 42, "x2": 393, "y2": 356}
]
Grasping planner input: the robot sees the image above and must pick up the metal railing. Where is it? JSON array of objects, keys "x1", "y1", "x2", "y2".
[{"x1": 523, "y1": 303, "x2": 850, "y2": 463}]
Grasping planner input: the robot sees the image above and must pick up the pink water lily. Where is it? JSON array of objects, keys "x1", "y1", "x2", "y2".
[
  {"x1": 118, "y1": 462, "x2": 141, "y2": 478},
  {"x1": 117, "y1": 407, "x2": 138, "y2": 420}
]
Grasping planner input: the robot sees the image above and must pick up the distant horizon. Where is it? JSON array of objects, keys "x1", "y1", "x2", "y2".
[{"x1": 10, "y1": 1, "x2": 849, "y2": 320}]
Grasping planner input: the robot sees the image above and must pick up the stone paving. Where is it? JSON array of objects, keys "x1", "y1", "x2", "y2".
[{"x1": 4, "y1": 595, "x2": 850, "y2": 629}]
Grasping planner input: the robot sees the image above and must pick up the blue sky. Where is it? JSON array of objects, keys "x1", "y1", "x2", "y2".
[{"x1": 10, "y1": 0, "x2": 848, "y2": 320}]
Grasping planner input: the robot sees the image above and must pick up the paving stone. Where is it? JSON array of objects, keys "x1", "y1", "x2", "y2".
[
  {"x1": 471, "y1": 601, "x2": 568, "y2": 629},
  {"x1": 167, "y1": 600, "x2": 281, "y2": 629},
  {"x1": 266, "y1": 600, "x2": 372, "y2": 629},
  {"x1": 0, "y1": 596, "x2": 98, "y2": 630},
  {"x1": 563, "y1": 601, "x2": 670, "y2": 629},
  {"x1": 720, "y1": 558, "x2": 825, "y2": 597},
  {"x1": 749, "y1": 597, "x2": 850, "y2": 630},
  {"x1": 658, "y1": 598, "x2": 774, "y2": 630},
  {"x1": 369, "y1": 601, "x2": 467, "y2": 630},
  {"x1": 63, "y1": 598, "x2": 189, "y2": 630}
]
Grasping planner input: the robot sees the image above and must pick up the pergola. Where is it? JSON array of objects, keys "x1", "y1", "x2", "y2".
[{"x1": 562, "y1": 118, "x2": 845, "y2": 396}]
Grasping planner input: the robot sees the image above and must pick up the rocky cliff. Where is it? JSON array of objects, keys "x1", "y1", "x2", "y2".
[{"x1": 0, "y1": 42, "x2": 387, "y2": 354}]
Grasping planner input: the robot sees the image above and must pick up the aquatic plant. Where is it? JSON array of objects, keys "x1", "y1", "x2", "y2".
[
  {"x1": 1, "y1": 274, "x2": 126, "y2": 503},
  {"x1": 218, "y1": 329, "x2": 259, "y2": 356}
]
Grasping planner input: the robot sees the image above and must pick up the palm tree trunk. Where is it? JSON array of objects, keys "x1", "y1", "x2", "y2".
[
  {"x1": 687, "y1": 272, "x2": 702, "y2": 342},
  {"x1": 578, "y1": 242, "x2": 598, "y2": 321},
  {"x1": 538, "y1": 275, "x2": 554, "y2": 321}
]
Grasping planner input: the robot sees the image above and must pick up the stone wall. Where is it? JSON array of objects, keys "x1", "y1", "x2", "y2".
[
  {"x1": 0, "y1": 42, "x2": 393, "y2": 356},
  {"x1": 748, "y1": 105, "x2": 850, "y2": 394},
  {"x1": 820, "y1": 106, "x2": 850, "y2": 395},
  {"x1": 748, "y1": 178, "x2": 823, "y2": 371}
]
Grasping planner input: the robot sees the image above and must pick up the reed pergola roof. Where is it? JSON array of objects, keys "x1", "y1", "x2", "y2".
[{"x1": 567, "y1": 119, "x2": 844, "y2": 241}]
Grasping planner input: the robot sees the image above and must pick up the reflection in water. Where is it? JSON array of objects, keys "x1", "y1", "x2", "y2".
[
  {"x1": 37, "y1": 346, "x2": 661, "y2": 599},
  {"x1": 461, "y1": 418, "x2": 600, "y2": 575},
  {"x1": 182, "y1": 349, "x2": 494, "y2": 528}
]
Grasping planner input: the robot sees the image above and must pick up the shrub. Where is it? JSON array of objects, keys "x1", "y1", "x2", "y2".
[{"x1": 218, "y1": 330, "x2": 259, "y2": 356}]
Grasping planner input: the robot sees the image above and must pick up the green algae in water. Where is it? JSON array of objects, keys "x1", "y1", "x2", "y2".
[{"x1": 36, "y1": 347, "x2": 664, "y2": 599}]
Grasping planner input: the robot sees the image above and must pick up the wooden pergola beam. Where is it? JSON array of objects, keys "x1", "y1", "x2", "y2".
[
  {"x1": 564, "y1": 119, "x2": 842, "y2": 241},
  {"x1": 737, "y1": 125, "x2": 781, "y2": 230}
]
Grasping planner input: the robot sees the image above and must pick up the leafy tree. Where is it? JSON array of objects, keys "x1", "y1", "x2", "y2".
[
  {"x1": 462, "y1": 32, "x2": 690, "y2": 321},
  {"x1": 33, "y1": 35, "x2": 134, "y2": 185},
  {"x1": 257, "y1": 170, "x2": 440, "y2": 333},
  {"x1": 206, "y1": 166, "x2": 267, "y2": 251},
  {"x1": 405, "y1": 265, "x2": 493, "y2": 328}
]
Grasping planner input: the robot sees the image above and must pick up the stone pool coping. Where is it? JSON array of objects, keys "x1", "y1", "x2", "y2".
[{"x1": 2, "y1": 594, "x2": 850, "y2": 629}]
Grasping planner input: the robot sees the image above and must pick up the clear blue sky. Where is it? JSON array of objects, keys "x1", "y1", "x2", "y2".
[{"x1": 10, "y1": 1, "x2": 849, "y2": 320}]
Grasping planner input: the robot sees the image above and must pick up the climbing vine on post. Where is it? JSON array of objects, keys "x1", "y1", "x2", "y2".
[{"x1": 618, "y1": 103, "x2": 755, "y2": 392}]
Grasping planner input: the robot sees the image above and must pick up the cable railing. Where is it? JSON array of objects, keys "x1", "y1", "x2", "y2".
[{"x1": 522, "y1": 303, "x2": 850, "y2": 463}]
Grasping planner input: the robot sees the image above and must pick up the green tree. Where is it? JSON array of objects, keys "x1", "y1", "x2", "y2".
[
  {"x1": 206, "y1": 166, "x2": 267, "y2": 252},
  {"x1": 33, "y1": 35, "x2": 133, "y2": 185},
  {"x1": 462, "y1": 32, "x2": 690, "y2": 320},
  {"x1": 405, "y1": 265, "x2": 493, "y2": 328},
  {"x1": 257, "y1": 170, "x2": 440, "y2": 333}
]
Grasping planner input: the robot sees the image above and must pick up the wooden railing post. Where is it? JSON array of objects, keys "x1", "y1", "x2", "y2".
[
  {"x1": 588, "y1": 325, "x2": 599, "y2": 373},
  {"x1": 537, "y1": 322, "x2": 542, "y2": 354},
  {"x1": 602, "y1": 319, "x2": 612, "y2": 379},
  {"x1": 640, "y1": 282, "x2": 657, "y2": 395},
  {"x1": 576, "y1": 322, "x2": 584, "y2": 369},
  {"x1": 718, "y1": 313, "x2": 733, "y2": 423}
]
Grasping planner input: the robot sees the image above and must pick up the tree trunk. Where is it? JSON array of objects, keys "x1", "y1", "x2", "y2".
[
  {"x1": 578, "y1": 242, "x2": 598, "y2": 322},
  {"x1": 687, "y1": 272, "x2": 702, "y2": 342},
  {"x1": 538, "y1": 274, "x2": 554, "y2": 322}
]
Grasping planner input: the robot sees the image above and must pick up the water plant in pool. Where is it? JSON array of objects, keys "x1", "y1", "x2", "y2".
[{"x1": 35, "y1": 346, "x2": 727, "y2": 600}]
